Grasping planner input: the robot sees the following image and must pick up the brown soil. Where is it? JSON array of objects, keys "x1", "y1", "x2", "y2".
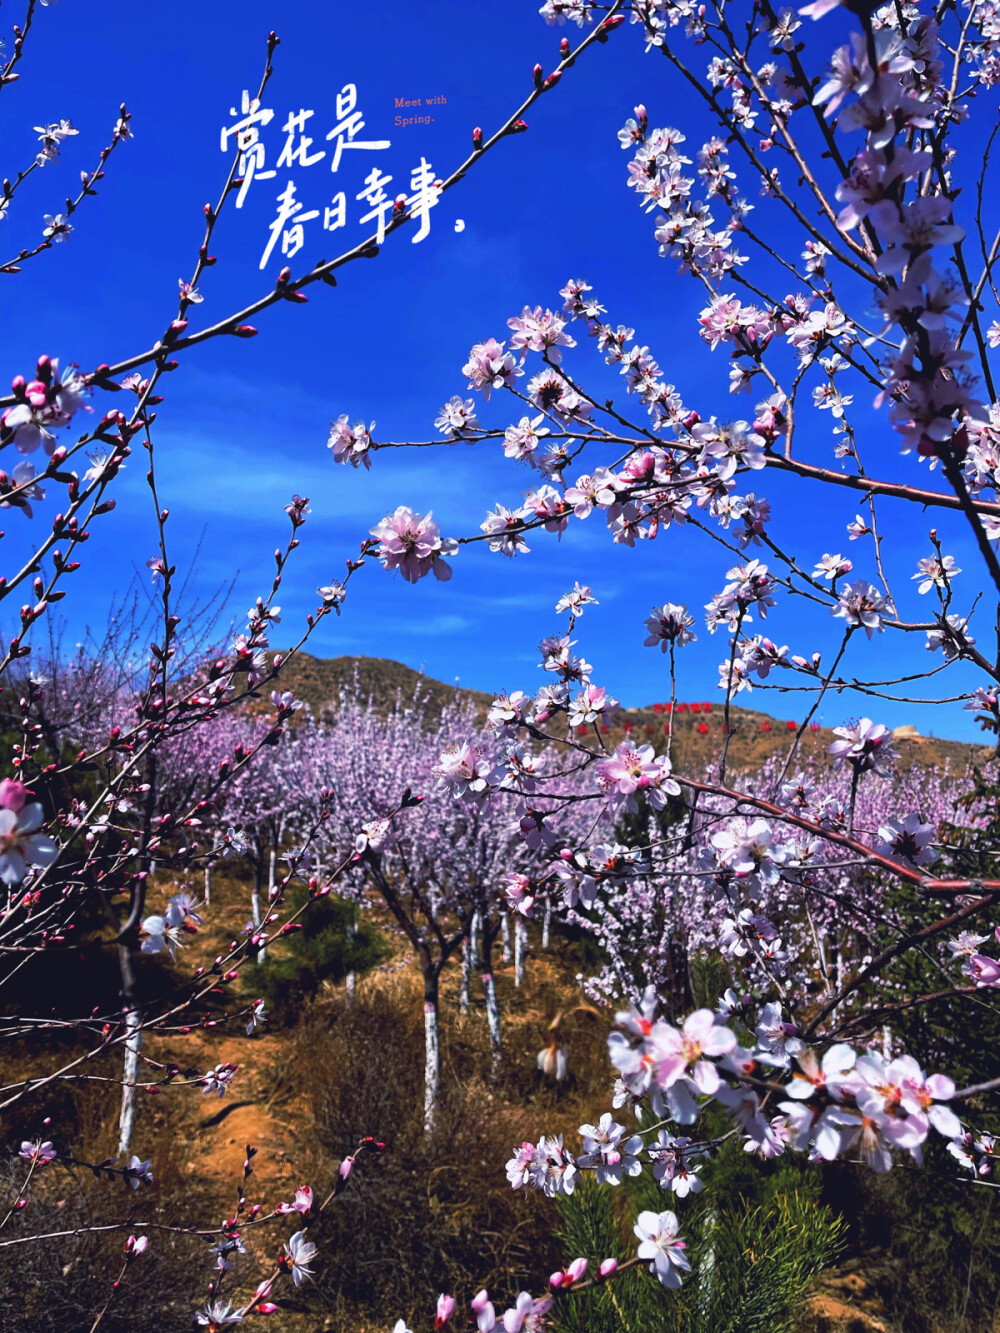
[{"x1": 801, "y1": 1265, "x2": 896, "y2": 1332}]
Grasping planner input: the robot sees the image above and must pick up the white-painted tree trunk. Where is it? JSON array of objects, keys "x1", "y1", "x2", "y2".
[
  {"x1": 482, "y1": 971, "x2": 502, "y2": 1075},
  {"x1": 702, "y1": 1204, "x2": 718, "y2": 1311},
  {"x1": 514, "y1": 915, "x2": 527, "y2": 988},
  {"x1": 501, "y1": 912, "x2": 511, "y2": 962},
  {"x1": 251, "y1": 874, "x2": 266, "y2": 965},
  {"x1": 268, "y1": 846, "x2": 278, "y2": 897},
  {"x1": 423, "y1": 999, "x2": 440, "y2": 1134},
  {"x1": 203, "y1": 864, "x2": 212, "y2": 907},
  {"x1": 542, "y1": 898, "x2": 551, "y2": 951},
  {"x1": 117, "y1": 1007, "x2": 142, "y2": 1159},
  {"x1": 459, "y1": 934, "x2": 472, "y2": 1015},
  {"x1": 345, "y1": 907, "x2": 357, "y2": 1002}
]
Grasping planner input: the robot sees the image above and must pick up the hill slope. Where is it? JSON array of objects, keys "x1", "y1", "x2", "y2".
[{"x1": 274, "y1": 653, "x2": 993, "y2": 776}]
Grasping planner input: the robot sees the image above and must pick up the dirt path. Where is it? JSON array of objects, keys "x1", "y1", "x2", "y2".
[{"x1": 157, "y1": 1029, "x2": 304, "y2": 1204}]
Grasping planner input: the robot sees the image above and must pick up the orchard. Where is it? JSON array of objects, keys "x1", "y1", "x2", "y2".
[{"x1": 3, "y1": 0, "x2": 1000, "y2": 1329}]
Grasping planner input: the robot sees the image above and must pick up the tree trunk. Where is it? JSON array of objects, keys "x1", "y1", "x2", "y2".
[
  {"x1": 423, "y1": 973, "x2": 441, "y2": 1134},
  {"x1": 480, "y1": 926, "x2": 501, "y2": 1076},
  {"x1": 203, "y1": 864, "x2": 212, "y2": 907},
  {"x1": 514, "y1": 914, "x2": 527, "y2": 988},
  {"x1": 460, "y1": 910, "x2": 479, "y2": 1016},
  {"x1": 459, "y1": 934, "x2": 472, "y2": 1015},
  {"x1": 345, "y1": 905, "x2": 357, "y2": 1002},
  {"x1": 268, "y1": 846, "x2": 278, "y2": 898},
  {"x1": 482, "y1": 972, "x2": 502, "y2": 1077},
  {"x1": 116, "y1": 943, "x2": 141, "y2": 1159},
  {"x1": 542, "y1": 897, "x2": 551, "y2": 950},
  {"x1": 501, "y1": 911, "x2": 511, "y2": 962},
  {"x1": 251, "y1": 855, "x2": 266, "y2": 965}
]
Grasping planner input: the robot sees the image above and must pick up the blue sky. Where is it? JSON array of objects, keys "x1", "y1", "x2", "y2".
[{"x1": 3, "y1": 0, "x2": 994, "y2": 743}]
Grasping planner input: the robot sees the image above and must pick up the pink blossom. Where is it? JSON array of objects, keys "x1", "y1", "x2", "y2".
[
  {"x1": 634, "y1": 1209, "x2": 690, "y2": 1288},
  {"x1": 649, "y1": 1009, "x2": 737, "y2": 1096},
  {"x1": 462, "y1": 339, "x2": 521, "y2": 398},
  {"x1": 501, "y1": 1292, "x2": 553, "y2": 1332},
  {"x1": 19, "y1": 1139, "x2": 56, "y2": 1165},
  {"x1": 471, "y1": 1289, "x2": 497, "y2": 1333},
  {"x1": 595, "y1": 742, "x2": 679, "y2": 816},
  {"x1": 786, "y1": 1043, "x2": 858, "y2": 1101},
  {"x1": 434, "y1": 741, "x2": 497, "y2": 800},
  {"x1": 435, "y1": 1293, "x2": 456, "y2": 1328},
  {"x1": 568, "y1": 684, "x2": 619, "y2": 728},
  {"x1": 284, "y1": 1230, "x2": 317, "y2": 1286},
  {"x1": 328, "y1": 414, "x2": 374, "y2": 469},
  {"x1": 555, "y1": 582, "x2": 598, "y2": 616},
  {"x1": 370, "y1": 507, "x2": 458, "y2": 583},
  {"x1": 0, "y1": 357, "x2": 88, "y2": 454},
  {"x1": 967, "y1": 954, "x2": 1000, "y2": 987},
  {"x1": 829, "y1": 718, "x2": 897, "y2": 776},
  {"x1": 644, "y1": 603, "x2": 696, "y2": 649},
  {"x1": 503, "y1": 414, "x2": 549, "y2": 465},
  {"x1": 434, "y1": 395, "x2": 479, "y2": 437},
  {"x1": 507, "y1": 305, "x2": 576, "y2": 363},
  {"x1": 875, "y1": 814, "x2": 937, "y2": 866},
  {"x1": 277, "y1": 1184, "x2": 313, "y2": 1216},
  {"x1": 0, "y1": 798, "x2": 58, "y2": 885},
  {"x1": 194, "y1": 1301, "x2": 244, "y2": 1328},
  {"x1": 481, "y1": 504, "x2": 531, "y2": 556},
  {"x1": 832, "y1": 579, "x2": 887, "y2": 638}
]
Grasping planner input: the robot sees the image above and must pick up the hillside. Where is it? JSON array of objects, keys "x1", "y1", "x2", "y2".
[
  {"x1": 273, "y1": 652, "x2": 994, "y2": 777},
  {"x1": 268, "y1": 652, "x2": 492, "y2": 722}
]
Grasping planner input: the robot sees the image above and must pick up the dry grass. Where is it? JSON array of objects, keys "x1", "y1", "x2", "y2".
[{"x1": 5, "y1": 859, "x2": 977, "y2": 1331}]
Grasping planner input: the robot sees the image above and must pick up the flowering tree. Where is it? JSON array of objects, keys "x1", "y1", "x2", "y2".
[{"x1": 307, "y1": 679, "x2": 578, "y2": 1129}]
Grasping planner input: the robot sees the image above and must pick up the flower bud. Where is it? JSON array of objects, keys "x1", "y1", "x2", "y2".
[{"x1": 435, "y1": 1293, "x2": 456, "y2": 1327}]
